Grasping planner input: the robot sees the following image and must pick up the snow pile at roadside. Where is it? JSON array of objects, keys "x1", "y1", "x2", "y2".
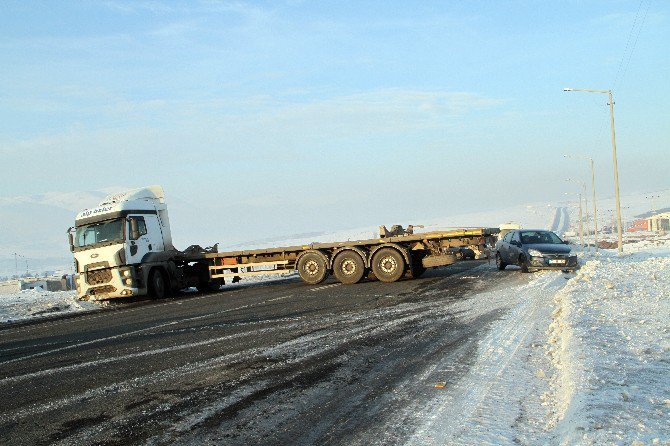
[
  {"x1": 548, "y1": 236, "x2": 670, "y2": 445},
  {"x1": 0, "y1": 289, "x2": 100, "y2": 324}
]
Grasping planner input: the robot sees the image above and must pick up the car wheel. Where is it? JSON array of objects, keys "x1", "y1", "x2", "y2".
[
  {"x1": 519, "y1": 255, "x2": 530, "y2": 273},
  {"x1": 496, "y1": 253, "x2": 507, "y2": 270}
]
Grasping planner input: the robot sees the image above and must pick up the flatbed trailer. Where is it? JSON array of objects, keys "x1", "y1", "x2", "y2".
[
  {"x1": 69, "y1": 186, "x2": 499, "y2": 300},
  {"x1": 204, "y1": 227, "x2": 499, "y2": 285}
]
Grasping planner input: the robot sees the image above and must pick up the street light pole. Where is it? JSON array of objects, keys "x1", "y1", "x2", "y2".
[
  {"x1": 564, "y1": 88, "x2": 623, "y2": 254},
  {"x1": 590, "y1": 157, "x2": 598, "y2": 250},
  {"x1": 608, "y1": 90, "x2": 624, "y2": 254},
  {"x1": 583, "y1": 188, "x2": 592, "y2": 251},
  {"x1": 567, "y1": 178, "x2": 591, "y2": 252},
  {"x1": 578, "y1": 192, "x2": 584, "y2": 247},
  {"x1": 565, "y1": 191, "x2": 584, "y2": 247}
]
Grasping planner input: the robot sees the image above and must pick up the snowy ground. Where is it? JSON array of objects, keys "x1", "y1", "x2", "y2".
[
  {"x1": 0, "y1": 289, "x2": 99, "y2": 324},
  {"x1": 547, "y1": 235, "x2": 670, "y2": 445},
  {"x1": 1, "y1": 206, "x2": 668, "y2": 444},
  {"x1": 403, "y1": 234, "x2": 670, "y2": 445}
]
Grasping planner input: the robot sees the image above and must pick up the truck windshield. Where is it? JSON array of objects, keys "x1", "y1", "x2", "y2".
[{"x1": 75, "y1": 219, "x2": 125, "y2": 248}]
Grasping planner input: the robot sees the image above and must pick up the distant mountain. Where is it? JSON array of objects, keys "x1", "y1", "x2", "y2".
[{"x1": 0, "y1": 188, "x2": 126, "y2": 277}]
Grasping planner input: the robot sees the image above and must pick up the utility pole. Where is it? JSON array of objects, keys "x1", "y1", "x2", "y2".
[
  {"x1": 589, "y1": 158, "x2": 598, "y2": 250},
  {"x1": 583, "y1": 191, "x2": 592, "y2": 252},
  {"x1": 564, "y1": 88, "x2": 623, "y2": 254},
  {"x1": 577, "y1": 193, "x2": 584, "y2": 248}
]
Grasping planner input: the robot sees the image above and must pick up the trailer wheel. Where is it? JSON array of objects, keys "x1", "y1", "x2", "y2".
[
  {"x1": 297, "y1": 251, "x2": 329, "y2": 285},
  {"x1": 149, "y1": 269, "x2": 167, "y2": 299},
  {"x1": 333, "y1": 250, "x2": 366, "y2": 284},
  {"x1": 371, "y1": 248, "x2": 406, "y2": 283}
]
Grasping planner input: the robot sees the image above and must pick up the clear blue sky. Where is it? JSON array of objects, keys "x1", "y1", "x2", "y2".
[{"x1": 1, "y1": 1, "x2": 668, "y2": 242}]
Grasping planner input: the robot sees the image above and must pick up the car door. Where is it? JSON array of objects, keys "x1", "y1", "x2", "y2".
[
  {"x1": 499, "y1": 232, "x2": 513, "y2": 262},
  {"x1": 508, "y1": 231, "x2": 522, "y2": 262}
]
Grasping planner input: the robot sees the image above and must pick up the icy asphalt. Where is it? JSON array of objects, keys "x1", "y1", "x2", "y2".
[
  {"x1": 0, "y1": 258, "x2": 630, "y2": 446},
  {"x1": 0, "y1": 261, "x2": 533, "y2": 445}
]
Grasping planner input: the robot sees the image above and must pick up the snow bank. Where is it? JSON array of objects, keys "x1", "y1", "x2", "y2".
[
  {"x1": 0, "y1": 289, "x2": 100, "y2": 324},
  {"x1": 549, "y1": 235, "x2": 670, "y2": 445}
]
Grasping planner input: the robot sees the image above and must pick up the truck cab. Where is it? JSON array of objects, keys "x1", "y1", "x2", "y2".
[{"x1": 69, "y1": 186, "x2": 174, "y2": 300}]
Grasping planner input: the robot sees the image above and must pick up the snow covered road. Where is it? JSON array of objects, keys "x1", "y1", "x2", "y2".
[{"x1": 1, "y1": 238, "x2": 668, "y2": 445}]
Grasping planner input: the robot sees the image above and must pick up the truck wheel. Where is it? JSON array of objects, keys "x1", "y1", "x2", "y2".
[
  {"x1": 149, "y1": 269, "x2": 167, "y2": 299},
  {"x1": 333, "y1": 250, "x2": 365, "y2": 284},
  {"x1": 297, "y1": 251, "x2": 329, "y2": 285},
  {"x1": 371, "y1": 248, "x2": 406, "y2": 283},
  {"x1": 496, "y1": 253, "x2": 507, "y2": 270}
]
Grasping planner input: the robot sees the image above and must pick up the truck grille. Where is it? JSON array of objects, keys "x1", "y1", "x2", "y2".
[
  {"x1": 87, "y1": 268, "x2": 112, "y2": 285},
  {"x1": 89, "y1": 285, "x2": 117, "y2": 296}
]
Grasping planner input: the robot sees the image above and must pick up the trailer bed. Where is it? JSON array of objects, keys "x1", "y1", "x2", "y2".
[{"x1": 200, "y1": 227, "x2": 499, "y2": 285}]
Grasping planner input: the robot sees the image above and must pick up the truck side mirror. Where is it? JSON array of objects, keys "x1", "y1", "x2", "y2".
[
  {"x1": 129, "y1": 218, "x2": 140, "y2": 240},
  {"x1": 67, "y1": 227, "x2": 75, "y2": 252}
]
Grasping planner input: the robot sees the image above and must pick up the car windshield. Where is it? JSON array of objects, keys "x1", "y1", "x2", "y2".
[
  {"x1": 520, "y1": 231, "x2": 563, "y2": 245},
  {"x1": 75, "y1": 219, "x2": 125, "y2": 248}
]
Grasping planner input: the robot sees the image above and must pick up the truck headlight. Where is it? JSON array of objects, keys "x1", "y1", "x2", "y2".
[
  {"x1": 124, "y1": 278, "x2": 133, "y2": 286},
  {"x1": 121, "y1": 269, "x2": 132, "y2": 277},
  {"x1": 528, "y1": 249, "x2": 543, "y2": 257}
]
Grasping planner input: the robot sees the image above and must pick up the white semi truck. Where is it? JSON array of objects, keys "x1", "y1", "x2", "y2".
[{"x1": 68, "y1": 186, "x2": 499, "y2": 300}]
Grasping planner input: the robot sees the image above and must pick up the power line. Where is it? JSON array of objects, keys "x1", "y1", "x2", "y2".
[
  {"x1": 611, "y1": 0, "x2": 645, "y2": 90},
  {"x1": 584, "y1": 1, "x2": 652, "y2": 157},
  {"x1": 613, "y1": 0, "x2": 652, "y2": 91}
]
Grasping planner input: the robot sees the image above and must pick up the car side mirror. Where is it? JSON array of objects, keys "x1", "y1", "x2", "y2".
[{"x1": 511, "y1": 240, "x2": 521, "y2": 247}]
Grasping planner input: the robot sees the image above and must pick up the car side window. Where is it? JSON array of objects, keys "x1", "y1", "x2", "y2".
[{"x1": 511, "y1": 232, "x2": 520, "y2": 243}]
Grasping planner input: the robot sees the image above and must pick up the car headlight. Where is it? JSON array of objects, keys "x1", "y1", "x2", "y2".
[
  {"x1": 122, "y1": 269, "x2": 132, "y2": 277},
  {"x1": 528, "y1": 249, "x2": 543, "y2": 257}
]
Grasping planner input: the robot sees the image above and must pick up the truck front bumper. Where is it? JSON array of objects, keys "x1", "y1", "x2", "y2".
[{"x1": 77, "y1": 266, "x2": 140, "y2": 300}]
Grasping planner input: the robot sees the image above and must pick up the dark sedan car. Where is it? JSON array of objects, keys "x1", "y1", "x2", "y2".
[{"x1": 495, "y1": 229, "x2": 578, "y2": 273}]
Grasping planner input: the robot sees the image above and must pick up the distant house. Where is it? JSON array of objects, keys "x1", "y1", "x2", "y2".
[
  {"x1": 649, "y1": 212, "x2": 670, "y2": 232},
  {"x1": 628, "y1": 219, "x2": 649, "y2": 232},
  {"x1": 0, "y1": 276, "x2": 74, "y2": 295}
]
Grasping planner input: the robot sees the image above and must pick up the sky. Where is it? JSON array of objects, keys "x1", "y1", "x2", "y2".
[{"x1": 1, "y1": 0, "x2": 669, "y2": 245}]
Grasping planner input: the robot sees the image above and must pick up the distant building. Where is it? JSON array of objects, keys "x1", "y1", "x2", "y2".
[
  {"x1": 628, "y1": 219, "x2": 650, "y2": 232},
  {"x1": 649, "y1": 212, "x2": 670, "y2": 232},
  {"x1": 0, "y1": 275, "x2": 75, "y2": 295}
]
